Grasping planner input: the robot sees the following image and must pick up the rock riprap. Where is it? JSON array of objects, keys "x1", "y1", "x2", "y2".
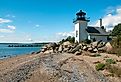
[{"x1": 40, "y1": 41, "x2": 112, "y2": 55}]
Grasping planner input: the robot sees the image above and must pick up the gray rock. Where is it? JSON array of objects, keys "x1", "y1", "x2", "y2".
[
  {"x1": 105, "y1": 42, "x2": 113, "y2": 52},
  {"x1": 71, "y1": 44, "x2": 82, "y2": 53},
  {"x1": 36, "y1": 51, "x2": 41, "y2": 54},
  {"x1": 63, "y1": 48, "x2": 69, "y2": 52},
  {"x1": 98, "y1": 47, "x2": 106, "y2": 52},
  {"x1": 62, "y1": 41, "x2": 71, "y2": 46},
  {"x1": 46, "y1": 43, "x2": 57, "y2": 49},
  {"x1": 31, "y1": 52, "x2": 35, "y2": 54},
  {"x1": 91, "y1": 41, "x2": 98, "y2": 48},
  {"x1": 58, "y1": 45, "x2": 63, "y2": 52},
  {"x1": 41, "y1": 48, "x2": 46, "y2": 52},
  {"x1": 83, "y1": 46, "x2": 88, "y2": 51},
  {"x1": 88, "y1": 47, "x2": 93, "y2": 52},
  {"x1": 79, "y1": 49, "x2": 82, "y2": 52},
  {"x1": 54, "y1": 47, "x2": 59, "y2": 53},
  {"x1": 97, "y1": 42, "x2": 106, "y2": 48},
  {"x1": 68, "y1": 48, "x2": 73, "y2": 53},
  {"x1": 44, "y1": 49, "x2": 54, "y2": 54},
  {"x1": 93, "y1": 48, "x2": 98, "y2": 53},
  {"x1": 75, "y1": 51, "x2": 82, "y2": 55}
]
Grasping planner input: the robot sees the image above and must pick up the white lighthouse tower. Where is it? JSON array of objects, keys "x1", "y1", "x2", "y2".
[{"x1": 73, "y1": 10, "x2": 90, "y2": 43}]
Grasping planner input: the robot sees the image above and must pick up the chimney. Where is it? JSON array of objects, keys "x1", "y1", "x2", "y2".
[{"x1": 99, "y1": 18, "x2": 102, "y2": 27}]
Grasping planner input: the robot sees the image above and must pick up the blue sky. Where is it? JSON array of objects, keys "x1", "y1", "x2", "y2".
[{"x1": 0, "y1": 0, "x2": 121, "y2": 43}]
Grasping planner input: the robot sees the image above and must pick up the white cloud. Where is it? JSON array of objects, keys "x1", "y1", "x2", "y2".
[
  {"x1": 28, "y1": 38, "x2": 33, "y2": 41},
  {"x1": 0, "y1": 29, "x2": 14, "y2": 33},
  {"x1": 55, "y1": 31, "x2": 74, "y2": 41},
  {"x1": 93, "y1": 6, "x2": 121, "y2": 31},
  {"x1": 35, "y1": 24, "x2": 40, "y2": 27},
  {"x1": 57, "y1": 31, "x2": 74, "y2": 37},
  {"x1": 7, "y1": 25, "x2": 16, "y2": 30},
  {"x1": 6, "y1": 14, "x2": 16, "y2": 18},
  {"x1": 0, "y1": 35, "x2": 5, "y2": 38},
  {"x1": 0, "y1": 18, "x2": 12, "y2": 24},
  {"x1": 12, "y1": 15, "x2": 16, "y2": 18}
]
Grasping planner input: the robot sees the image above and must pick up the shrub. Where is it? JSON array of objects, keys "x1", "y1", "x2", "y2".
[
  {"x1": 84, "y1": 39, "x2": 91, "y2": 44},
  {"x1": 106, "y1": 59, "x2": 116, "y2": 64},
  {"x1": 95, "y1": 63, "x2": 105, "y2": 71},
  {"x1": 59, "y1": 36, "x2": 75, "y2": 44}
]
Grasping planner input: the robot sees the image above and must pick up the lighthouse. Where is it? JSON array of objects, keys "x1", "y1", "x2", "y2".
[{"x1": 73, "y1": 10, "x2": 90, "y2": 43}]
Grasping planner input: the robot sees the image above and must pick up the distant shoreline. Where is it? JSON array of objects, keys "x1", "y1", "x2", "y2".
[
  {"x1": 0, "y1": 43, "x2": 44, "y2": 60},
  {"x1": 0, "y1": 43, "x2": 48, "y2": 47}
]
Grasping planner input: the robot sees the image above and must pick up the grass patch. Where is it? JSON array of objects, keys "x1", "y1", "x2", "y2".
[
  {"x1": 91, "y1": 53, "x2": 101, "y2": 57},
  {"x1": 95, "y1": 63, "x2": 105, "y2": 71},
  {"x1": 105, "y1": 64, "x2": 121, "y2": 77},
  {"x1": 106, "y1": 58, "x2": 116, "y2": 64}
]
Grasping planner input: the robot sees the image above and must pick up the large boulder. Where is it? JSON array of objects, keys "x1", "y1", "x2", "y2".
[
  {"x1": 58, "y1": 45, "x2": 63, "y2": 52},
  {"x1": 54, "y1": 47, "x2": 59, "y2": 53},
  {"x1": 105, "y1": 42, "x2": 113, "y2": 52},
  {"x1": 63, "y1": 48, "x2": 70, "y2": 52},
  {"x1": 62, "y1": 41, "x2": 72, "y2": 46},
  {"x1": 91, "y1": 41, "x2": 98, "y2": 48},
  {"x1": 97, "y1": 42, "x2": 106, "y2": 48},
  {"x1": 46, "y1": 43, "x2": 57, "y2": 49},
  {"x1": 70, "y1": 44, "x2": 82, "y2": 53}
]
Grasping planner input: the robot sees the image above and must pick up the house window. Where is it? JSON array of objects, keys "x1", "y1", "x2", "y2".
[{"x1": 76, "y1": 30, "x2": 78, "y2": 37}]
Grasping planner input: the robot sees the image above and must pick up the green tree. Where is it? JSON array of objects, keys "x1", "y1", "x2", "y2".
[
  {"x1": 111, "y1": 23, "x2": 121, "y2": 36},
  {"x1": 110, "y1": 23, "x2": 121, "y2": 56},
  {"x1": 59, "y1": 36, "x2": 75, "y2": 44}
]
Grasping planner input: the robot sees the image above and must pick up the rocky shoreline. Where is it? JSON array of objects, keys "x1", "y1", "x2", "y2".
[{"x1": 0, "y1": 41, "x2": 120, "y2": 82}]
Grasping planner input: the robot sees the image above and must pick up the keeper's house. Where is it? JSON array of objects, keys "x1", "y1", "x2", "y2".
[{"x1": 73, "y1": 10, "x2": 111, "y2": 43}]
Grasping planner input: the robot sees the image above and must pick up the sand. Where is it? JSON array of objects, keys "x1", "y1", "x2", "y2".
[{"x1": 0, "y1": 52, "x2": 117, "y2": 82}]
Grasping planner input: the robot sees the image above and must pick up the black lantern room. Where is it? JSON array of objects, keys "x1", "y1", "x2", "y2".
[{"x1": 73, "y1": 10, "x2": 90, "y2": 23}]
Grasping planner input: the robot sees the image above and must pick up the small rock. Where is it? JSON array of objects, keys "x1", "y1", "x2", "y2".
[
  {"x1": 93, "y1": 48, "x2": 98, "y2": 53},
  {"x1": 75, "y1": 51, "x2": 82, "y2": 55},
  {"x1": 104, "y1": 55, "x2": 109, "y2": 58},
  {"x1": 79, "y1": 49, "x2": 82, "y2": 52},
  {"x1": 93, "y1": 61, "x2": 100, "y2": 64},
  {"x1": 88, "y1": 47, "x2": 93, "y2": 52},
  {"x1": 83, "y1": 46, "x2": 88, "y2": 51},
  {"x1": 41, "y1": 48, "x2": 46, "y2": 52},
  {"x1": 44, "y1": 50, "x2": 53, "y2": 54},
  {"x1": 36, "y1": 51, "x2": 41, "y2": 54}
]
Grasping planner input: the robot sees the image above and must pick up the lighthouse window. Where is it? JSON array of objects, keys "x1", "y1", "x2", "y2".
[{"x1": 76, "y1": 30, "x2": 78, "y2": 37}]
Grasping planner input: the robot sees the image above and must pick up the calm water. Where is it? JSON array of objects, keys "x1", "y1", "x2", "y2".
[{"x1": 0, "y1": 44, "x2": 42, "y2": 59}]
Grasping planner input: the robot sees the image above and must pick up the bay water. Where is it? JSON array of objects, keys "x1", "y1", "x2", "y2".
[{"x1": 0, "y1": 43, "x2": 43, "y2": 59}]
